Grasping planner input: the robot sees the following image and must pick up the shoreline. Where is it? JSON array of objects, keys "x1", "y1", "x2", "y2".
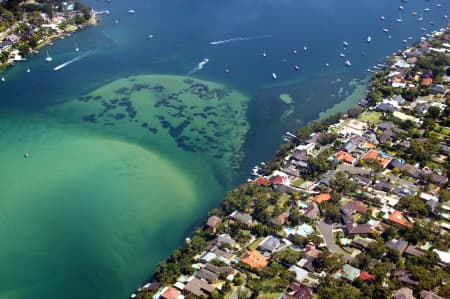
[
  {"x1": 131, "y1": 25, "x2": 450, "y2": 299},
  {"x1": 0, "y1": 15, "x2": 99, "y2": 73}
]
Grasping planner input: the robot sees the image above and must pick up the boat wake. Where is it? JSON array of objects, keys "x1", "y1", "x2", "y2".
[
  {"x1": 188, "y1": 58, "x2": 209, "y2": 75},
  {"x1": 209, "y1": 35, "x2": 270, "y2": 45},
  {"x1": 53, "y1": 51, "x2": 95, "y2": 71}
]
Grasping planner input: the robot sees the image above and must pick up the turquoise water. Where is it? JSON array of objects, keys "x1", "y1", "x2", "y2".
[{"x1": 0, "y1": 0, "x2": 448, "y2": 298}]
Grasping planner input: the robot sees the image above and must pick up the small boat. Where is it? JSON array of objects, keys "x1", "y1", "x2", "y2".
[
  {"x1": 444, "y1": 15, "x2": 448, "y2": 19},
  {"x1": 429, "y1": 21, "x2": 434, "y2": 26},
  {"x1": 403, "y1": 39, "x2": 408, "y2": 43},
  {"x1": 388, "y1": 35, "x2": 392, "y2": 39},
  {"x1": 303, "y1": 44, "x2": 307, "y2": 51},
  {"x1": 396, "y1": 16, "x2": 403, "y2": 22},
  {"x1": 380, "y1": 16, "x2": 385, "y2": 20},
  {"x1": 292, "y1": 50, "x2": 297, "y2": 54},
  {"x1": 45, "y1": 50, "x2": 52, "y2": 62},
  {"x1": 325, "y1": 63, "x2": 330, "y2": 67},
  {"x1": 24, "y1": 152, "x2": 30, "y2": 158},
  {"x1": 281, "y1": 58, "x2": 287, "y2": 62},
  {"x1": 383, "y1": 28, "x2": 389, "y2": 32},
  {"x1": 399, "y1": 6, "x2": 404, "y2": 10},
  {"x1": 436, "y1": 4, "x2": 441, "y2": 8},
  {"x1": 27, "y1": 67, "x2": 31, "y2": 73},
  {"x1": 421, "y1": 28, "x2": 427, "y2": 31},
  {"x1": 418, "y1": 14, "x2": 424, "y2": 21},
  {"x1": 225, "y1": 68, "x2": 230, "y2": 73},
  {"x1": 128, "y1": 9, "x2": 136, "y2": 14},
  {"x1": 343, "y1": 41, "x2": 349, "y2": 47},
  {"x1": 75, "y1": 42, "x2": 79, "y2": 52},
  {"x1": 339, "y1": 53, "x2": 345, "y2": 57},
  {"x1": 294, "y1": 65, "x2": 300, "y2": 71},
  {"x1": 262, "y1": 51, "x2": 267, "y2": 57},
  {"x1": 411, "y1": 11, "x2": 417, "y2": 15},
  {"x1": 1, "y1": 77, "x2": 5, "y2": 82},
  {"x1": 424, "y1": 8, "x2": 430, "y2": 12},
  {"x1": 115, "y1": 19, "x2": 119, "y2": 24},
  {"x1": 367, "y1": 36, "x2": 372, "y2": 43},
  {"x1": 344, "y1": 60, "x2": 352, "y2": 66},
  {"x1": 272, "y1": 72, "x2": 277, "y2": 80},
  {"x1": 148, "y1": 34, "x2": 154, "y2": 38}
]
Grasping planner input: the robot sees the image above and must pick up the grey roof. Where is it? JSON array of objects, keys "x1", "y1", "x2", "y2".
[
  {"x1": 196, "y1": 268, "x2": 219, "y2": 283},
  {"x1": 205, "y1": 264, "x2": 233, "y2": 275},
  {"x1": 304, "y1": 202, "x2": 320, "y2": 219},
  {"x1": 258, "y1": 235, "x2": 281, "y2": 253},
  {"x1": 216, "y1": 234, "x2": 236, "y2": 247},
  {"x1": 184, "y1": 277, "x2": 214, "y2": 297},
  {"x1": 230, "y1": 210, "x2": 252, "y2": 225},
  {"x1": 343, "y1": 140, "x2": 357, "y2": 153},
  {"x1": 352, "y1": 175, "x2": 371, "y2": 186},
  {"x1": 420, "y1": 290, "x2": 445, "y2": 299},
  {"x1": 388, "y1": 159, "x2": 403, "y2": 170},
  {"x1": 376, "y1": 102, "x2": 396, "y2": 112},
  {"x1": 386, "y1": 239, "x2": 408, "y2": 253},
  {"x1": 283, "y1": 165, "x2": 300, "y2": 177},
  {"x1": 377, "y1": 121, "x2": 395, "y2": 131},
  {"x1": 291, "y1": 149, "x2": 308, "y2": 162}
]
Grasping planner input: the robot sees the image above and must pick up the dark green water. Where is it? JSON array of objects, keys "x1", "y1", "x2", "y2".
[{"x1": 0, "y1": 0, "x2": 448, "y2": 298}]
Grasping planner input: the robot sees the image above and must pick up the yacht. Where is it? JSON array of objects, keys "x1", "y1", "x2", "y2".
[
  {"x1": 383, "y1": 28, "x2": 390, "y2": 32},
  {"x1": 339, "y1": 53, "x2": 345, "y2": 57},
  {"x1": 380, "y1": 16, "x2": 385, "y2": 20},
  {"x1": 367, "y1": 36, "x2": 372, "y2": 43},
  {"x1": 272, "y1": 72, "x2": 277, "y2": 80},
  {"x1": 128, "y1": 9, "x2": 136, "y2": 14},
  {"x1": 45, "y1": 50, "x2": 52, "y2": 62}
]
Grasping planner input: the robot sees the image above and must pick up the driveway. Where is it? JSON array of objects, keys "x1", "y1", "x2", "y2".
[{"x1": 317, "y1": 220, "x2": 352, "y2": 261}]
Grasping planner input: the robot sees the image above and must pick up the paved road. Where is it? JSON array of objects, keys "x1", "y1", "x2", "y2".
[{"x1": 317, "y1": 220, "x2": 352, "y2": 260}]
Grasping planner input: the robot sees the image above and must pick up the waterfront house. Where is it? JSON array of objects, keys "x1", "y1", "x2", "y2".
[
  {"x1": 184, "y1": 277, "x2": 215, "y2": 297},
  {"x1": 206, "y1": 215, "x2": 221, "y2": 233},
  {"x1": 160, "y1": 287, "x2": 183, "y2": 299},
  {"x1": 230, "y1": 210, "x2": 252, "y2": 226}
]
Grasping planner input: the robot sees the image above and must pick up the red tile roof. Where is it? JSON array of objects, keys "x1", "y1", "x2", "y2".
[
  {"x1": 272, "y1": 175, "x2": 285, "y2": 185},
  {"x1": 389, "y1": 210, "x2": 413, "y2": 228},
  {"x1": 255, "y1": 177, "x2": 271, "y2": 186},
  {"x1": 335, "y1": 151, "x2": 356, "y2": 164},
  {"x1": 241, "y1": 250, "x2": 269, "y2": 269},
  {"x1": 160, "y1": 287, "x2": 181, "y2": 299},
  {"x1": 313, "y1": 193, "x2": 332, "y2": 204},
  {"x1": 358, "y1": 271, "x2": 376, "y2": 281}
]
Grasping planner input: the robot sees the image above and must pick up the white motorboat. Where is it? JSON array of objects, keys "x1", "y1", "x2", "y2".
[
  {"x1": 344, "y1": 60, "x2": 352, "y2": 66},
  {"x1": 272, "y1": 73, "x2": 277, "y2": 80},
  {"x1": 45, "y1": 50, "x2": 52, "y2": 62}
]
